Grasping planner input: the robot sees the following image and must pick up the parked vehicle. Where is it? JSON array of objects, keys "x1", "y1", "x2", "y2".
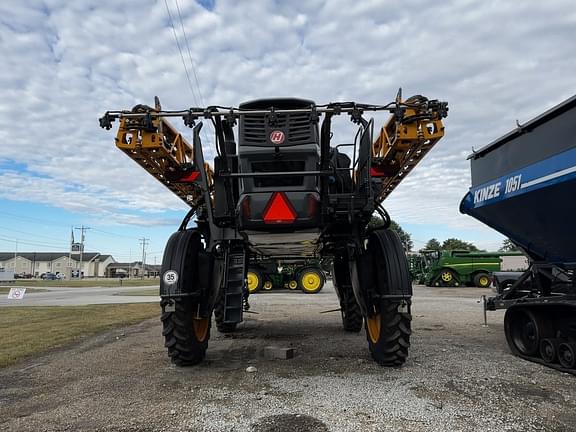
[
  {"x1": 410, "y1": 249, "x2": 509, "y2": 287},
  {"x1": 247, "y1": 259, "x2": 326, "y2": 294}
]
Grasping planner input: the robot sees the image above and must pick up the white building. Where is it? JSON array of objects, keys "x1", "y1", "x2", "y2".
[{"x1": 0, "y1": 252, "x2": 116, "y2": 278}]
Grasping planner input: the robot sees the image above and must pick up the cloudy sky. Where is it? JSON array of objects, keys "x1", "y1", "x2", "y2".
[{"x1": 0, "y1": 0, "x2": 574, "y2": 262}]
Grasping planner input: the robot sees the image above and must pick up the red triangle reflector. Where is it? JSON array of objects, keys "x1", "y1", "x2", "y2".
[{"x1": 263, "y1": 192, "x2": 297, "y2": 224}]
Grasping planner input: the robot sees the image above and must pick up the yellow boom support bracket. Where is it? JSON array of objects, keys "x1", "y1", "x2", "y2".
[
  {"x1": 371, "y1": 101, "x2": 446, "y2": 202},
  {"x1": 115, "y1": 112, "x2": 213, "y2": 207}
]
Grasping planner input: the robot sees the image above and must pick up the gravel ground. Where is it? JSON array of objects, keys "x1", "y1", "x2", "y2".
[{"x1": 0, "y1": 283, "x2": 574, "y2": 432}]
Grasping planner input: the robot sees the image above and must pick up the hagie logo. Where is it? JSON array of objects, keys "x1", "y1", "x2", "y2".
[{"x1": 270, "y1": 130, "x2": 285, "y2": 144}]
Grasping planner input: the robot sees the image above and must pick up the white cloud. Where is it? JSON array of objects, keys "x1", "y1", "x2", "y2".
[{"x1": 0, "y1": 0, "x2": 575, "y2": 244}]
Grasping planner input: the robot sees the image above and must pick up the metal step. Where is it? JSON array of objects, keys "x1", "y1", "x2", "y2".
[{"x1": 223, "y1": 252, "x2": 245, "y2": 324}]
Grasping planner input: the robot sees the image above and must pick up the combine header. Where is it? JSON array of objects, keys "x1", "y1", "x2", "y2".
[
  {"x1": 461, "y1": 95, "x2": 576, "y2": 373},
  {"x1": 100, "y1": 91, "x2": 448, "y2": 366}
]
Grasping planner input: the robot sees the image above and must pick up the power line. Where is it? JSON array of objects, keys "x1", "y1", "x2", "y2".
[
  {"x1": 163, "y1": 0, "x2": 201, "y2": 106},
  {"x1": 0, "y1": 235, "x2": 69, "y2": 249},
  {"x1": 0, "y1": 210, "x2": 69, "y2": 228},
  {"x1": 90, "y1": 227, "x2": 140, "y2": 241},
  {"x1": 163, "y1": 0, "x2": 213, "y2": 150},
  {"x1": 0, "y1": 225, "x2": 69, "y2": 243},
  {"x1": 175, "y1": 0, "x2": 205, "y2": 106}
]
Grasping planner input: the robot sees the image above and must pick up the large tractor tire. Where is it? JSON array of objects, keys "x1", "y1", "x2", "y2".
[
  {"x1": 246, "y1": 268, "x2": 263, "y2": 294},
  {"x1": 160, "y1": 229, "x2": 211, "y2": 366},
  {"x1": 474, "y1": 272, "x2": 492, "y2": 288},
  {"x1": 341, "y1": 294, "x2": 363, "y2": 332},
  {"x1": 333, "y1": 256, "x2": 363, "y2": 333},
  {"x1": 365, "y1": 300, "x2": 411, "y2": 366},
  {"x1": 297, "y1": 266, "x2": 325, "y2": 294},
  {"x1": 364, "y1": 229, "x2": 412, "y2": 366},
  {"x1": 161, "y1": 297, "x2": 210, "y2": 366}
]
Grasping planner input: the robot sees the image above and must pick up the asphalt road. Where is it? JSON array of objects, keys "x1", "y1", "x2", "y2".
[
  {"x1": 1, "y1": 283, "x2": 575, "y2": 432},
  {"x1": 0, "y1": 285, "x2": 158, "y2": 307}
]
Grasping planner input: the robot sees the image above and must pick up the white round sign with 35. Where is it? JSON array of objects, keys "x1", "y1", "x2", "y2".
[{"x1": 163, "y1": 270, "x2": 179, "y2": 285}]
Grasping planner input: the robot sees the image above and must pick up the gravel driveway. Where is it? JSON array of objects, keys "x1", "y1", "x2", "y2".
[{"x1": 1, "y1": 284, "x2": 574, "y2": 432}]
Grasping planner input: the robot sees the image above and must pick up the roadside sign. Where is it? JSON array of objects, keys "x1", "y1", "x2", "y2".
[{"x1": 7, "y1": 287, "x2": 26, "y2": 300}]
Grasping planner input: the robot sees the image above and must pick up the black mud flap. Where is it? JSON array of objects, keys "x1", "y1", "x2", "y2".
[
  {"x1": 369, "y1": 229, "x2": 413, "y2": 299},
  {"x1": 351, "y1": 228, "x2": 412, "y2": 316},
  {"x1": 160, "y1": 230, "x2": 216, "y2": 317}
]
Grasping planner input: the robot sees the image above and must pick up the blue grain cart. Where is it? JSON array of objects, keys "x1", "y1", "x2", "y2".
[{"x1": 460, "y1": 95, "x2": 576, "y2": 374}]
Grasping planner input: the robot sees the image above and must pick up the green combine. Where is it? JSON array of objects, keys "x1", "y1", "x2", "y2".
[{"x1": 410, "y1": 250, "x2": 515, "y2": 287}]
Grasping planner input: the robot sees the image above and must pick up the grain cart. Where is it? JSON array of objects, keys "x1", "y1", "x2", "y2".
[
  {"x1": 99, "y1": 91, "x2": 448, "y2": 366},
  {"x1": 460, "y1": 95, "x2": 576, "y2": 374}
]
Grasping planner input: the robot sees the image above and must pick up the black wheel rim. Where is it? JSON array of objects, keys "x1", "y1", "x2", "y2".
[
  {"x1": 558, "y1": 343, "x2": 576, "y2": 368},
  {"x1": 539, "y1": 339, "x2": 557, "y2": 363},
  {"x1": 510, "y1": 311, "x2": 539, "y2": 355}
]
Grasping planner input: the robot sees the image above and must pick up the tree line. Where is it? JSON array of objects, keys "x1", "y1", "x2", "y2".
[{"x1": 370, "y1": 215, "x2": 520, "y2": 252}]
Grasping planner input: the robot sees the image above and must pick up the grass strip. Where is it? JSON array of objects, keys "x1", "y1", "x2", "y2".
[{"x1": 0, "y1": 303, "x2": 159, "y2": 368}]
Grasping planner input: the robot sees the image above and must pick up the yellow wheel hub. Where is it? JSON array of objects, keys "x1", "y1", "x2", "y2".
[
  {"x1": 263, "y1": 280, "x2": 273, "y2": 290},
  {"x1": 192, "y1": 318, "x2": 209, "y2": 342},
  {"x1": 288, "y1": 280, "x2": 298, "y2": 290},
  {"x1": 247, "y1": 271, "x2": 260, "y2": 293},
  {"x1": 441, "y1": 271, "x2": 453, "y2": 282},
  {"x1": 366, "y1": 315, "x2": 381, "y2": 344},
  {"x1": 301, "y1": 271, "x2": 321, "y2": 292},
  {"x1": 479, "y1": 276, "x2": 490, "y2": 287}
]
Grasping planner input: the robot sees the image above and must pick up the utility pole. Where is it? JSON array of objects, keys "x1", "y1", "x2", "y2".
[
  {"x1": 14, "y1": 239, "x2": 18, "y2": 274},
  {"x1": 139, "y1": 238, "x2": 149, "y2": 279},
  {"x1": 74, "y1": 226, "x2": 90, "y2": 278}
]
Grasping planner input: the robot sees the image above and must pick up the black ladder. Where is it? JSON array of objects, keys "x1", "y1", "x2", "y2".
[{"x1": 223, "y1": 251, "x2": 246, "y2": 324}]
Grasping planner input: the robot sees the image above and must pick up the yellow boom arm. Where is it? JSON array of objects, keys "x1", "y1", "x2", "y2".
[
  {"x1": 115, "y1": 111, "x2": 213, "y2": 206},
  {"x1": 371, "y1": 98, "x2": 446, "y2": 202}
]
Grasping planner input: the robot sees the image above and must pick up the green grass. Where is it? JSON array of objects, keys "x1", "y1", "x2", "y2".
[
  {"x1": 116, "y1": 288, "x2": 159, "y2": 296},
  {"x1": 10, "y1": 279, "x2": 160, "y2": 288},
  {"x1": 0, "y1": 303, "x2": 159, "y2": 368}
]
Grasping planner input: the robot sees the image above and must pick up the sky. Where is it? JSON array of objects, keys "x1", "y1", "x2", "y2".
[{"x1": 0, "y1": 0, "x2": 575, "y2": 262}]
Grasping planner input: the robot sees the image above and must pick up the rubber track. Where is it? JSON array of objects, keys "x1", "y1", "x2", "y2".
[
  {"x1": 505, "y1": 305, "x2": 576, "y2": 375},
  {"x1": 161, "y1": 297, "x2": 209, "y2": 366},
  {"x1": 510, "y1": 353, "x2": 576, "y2": 375},
  {"x1": 368, "y1": 300, "x2": 412, "y2": 366}
]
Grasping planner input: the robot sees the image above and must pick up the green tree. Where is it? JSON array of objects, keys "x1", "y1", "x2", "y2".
[
  {"x1": 423, "y1": 238, "x2": 441, "y2": 251},
  {"x1": 368, "y1": 215, "x2": 413, "y2": 251},
  {"x1": 499, "y1": 238, "x2": 520, "y2": 252},
  {"x1": 441, "y1": 238, "x2": 479, "y2": 251}
]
